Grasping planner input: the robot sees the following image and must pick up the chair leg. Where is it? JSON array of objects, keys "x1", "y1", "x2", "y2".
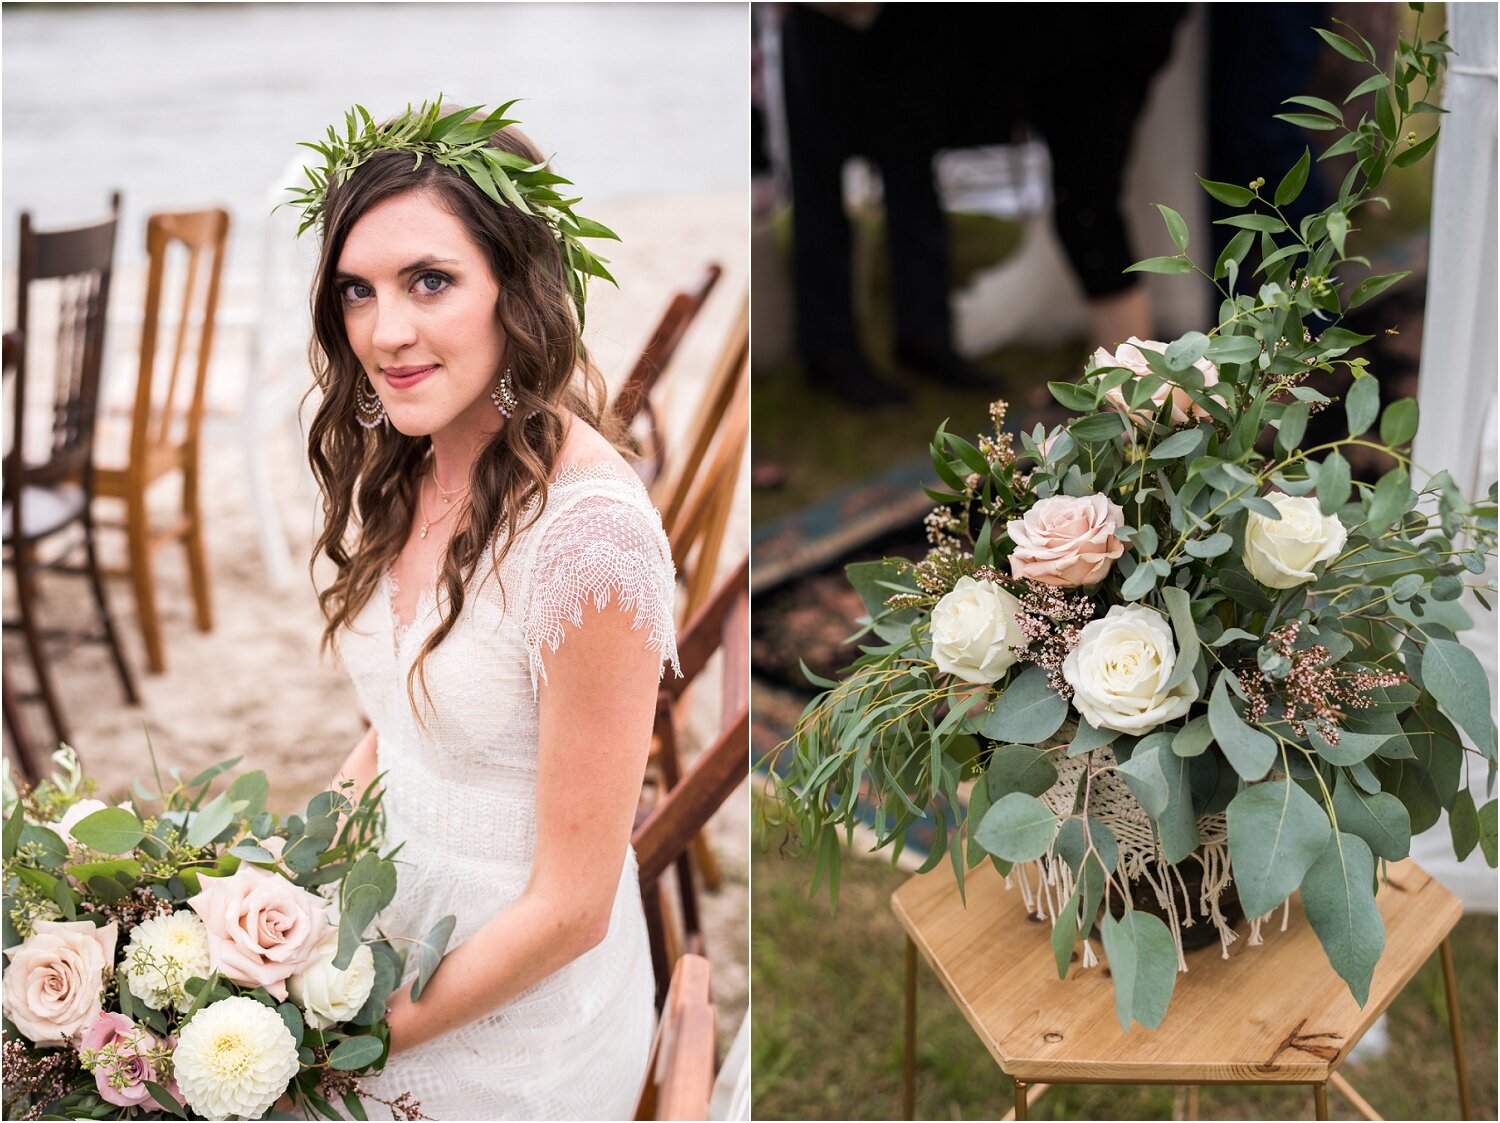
[
  {"x1": 183, "y1": 457, "x2": 213, "y2": 633},
  {"x1": 83, "y1": 507, "x2": 138, "y2": 704},
  {"x1": 3, "y1": 664, "x2": 42, "y2": 785},
  {"x1": 126, "y1": 494, "x2": 166, "y2": 674},
  {"x1": 10, "y1": 549, "x2": 70, "y2": 748}
]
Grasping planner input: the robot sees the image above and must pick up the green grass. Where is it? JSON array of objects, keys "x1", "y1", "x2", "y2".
[
  {"x1": 750, "y1": 339, "x2": 1080, "y2": 527},
  {"x1": 752, "y1": 844, "x2": 1497, "y2": 1121}
]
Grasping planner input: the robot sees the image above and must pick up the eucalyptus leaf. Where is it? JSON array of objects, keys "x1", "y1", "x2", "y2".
[
  {"x1": 1301, "y1": 832, "x2": 1384, "y2": 1005},
  {"x1": 1449, "y1": 789, "x2": 1480, "y2": 860},
  {"x1": 983, "y1": 665, "x2": 1068, "y2": 744},
  {"x1": 1052, "y1": 889, "x2": 1081, "y2": 979},
  {"x1": 1332, "y1": 770, "x2": 1410, "y2": 860},
  {"x1": 1318, "y1": 450, "x2": 1352, "y2": 515},
  {"x1": 1226, "y1": 780, "x2": 1331, "y2": 916},
  {"x1": 974, "y1": 793, "x2": 1057, "y2": 863},
  {"x1": 1209, "y1": 675, "x2": 1276, "y2": 780},
  {"x1": 187, "y1": 794, "x2": 236, "y2": 849},
  {"x1": 334, "y1": 883, "x2": 383, "y2": 972},
  {"x1": 68, "y1": 808, "x2": 145, "y2": 855},
  {"x1": 1171, "y1": 715, "x2": 1215, "y2": 758},
  {"x1": 986, "y1": 745, "x2": 1059, "y2": 800},
  {"x1": 1066, "y1": 718, "x2": 1119, "y2": 756},
  {"x1": 1100, "y1": 909, "x2": 1178, "y2": 1031},
  {"x1": 1117, "y1": 743, "x2": 1169, "y2": 818},
  {"x1": 1157, "y1": 750, "x2": 1201, "y2": 863},
  {"x1": 1155, "y1": 203, "x2": 1189, "y2": 252},
  {"x1": 327, "y1": 1035, "x2": 385, "y2": 1071},
  {"x1": 1422, "y1": 639, "x2": 1498, "y2": 758},
  {"x1": 1345, "y1": 376, "x2": 1380, "y2": 438},
  {"x1": 1184, "y1": 533, "x2": 1234, "y2": 559},
  {"x1": 410, "y1": 915, "x2": 458, "y2": 1001}
]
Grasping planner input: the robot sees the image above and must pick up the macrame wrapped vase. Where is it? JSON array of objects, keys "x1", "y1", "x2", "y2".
[{"x1": 1003, "y1": 742, "x2": 1247, "y2": 973}]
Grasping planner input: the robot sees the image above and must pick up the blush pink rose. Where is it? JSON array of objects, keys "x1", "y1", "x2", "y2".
[
  {"x1": 186, "y1": 864, "x2": 331, "y2": 1001},
  {"x1": 1094, "y1": 337, "x2": 1220, "y2": 427},
  {"x1": 1007, "y1": 494, "x2": 1126, "y2": 587},
  {"x1": 77, "y1": 1011, "x2": 182, "y2": 1109},
  {"x1": 2, "y1": 919, "x2": 118, "y2": 1046}
]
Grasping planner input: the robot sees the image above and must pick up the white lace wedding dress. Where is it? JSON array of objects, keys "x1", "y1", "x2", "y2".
[{"x1": 338, "y1": 462, "x2": 679, "y2": 1121}]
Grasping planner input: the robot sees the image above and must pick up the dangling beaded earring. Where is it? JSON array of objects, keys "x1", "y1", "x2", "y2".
[
  {"x1": 490, "y1": 366, "x2": 518, "y2": 419},
  {"x1": 354, "y1": 375, "x2": 387, "y2": 429}
]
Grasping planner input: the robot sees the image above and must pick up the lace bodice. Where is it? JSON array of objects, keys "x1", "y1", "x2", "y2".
[{"x1": 338, "y1": 461, "x2": 675, "y2": 1120}]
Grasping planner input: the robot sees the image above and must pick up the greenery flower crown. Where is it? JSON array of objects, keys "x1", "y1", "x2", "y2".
[{"x1": 287, "y1": 96, "x2": 619, "y2": 330}]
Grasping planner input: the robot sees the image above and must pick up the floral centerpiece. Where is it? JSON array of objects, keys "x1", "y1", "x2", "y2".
[
  {"x1": 2, "y1": 746, "x2": 450, "y2": 1120},
  {"x1": 759, "y1": 8, "x2": 1498, "y2": 1031}
]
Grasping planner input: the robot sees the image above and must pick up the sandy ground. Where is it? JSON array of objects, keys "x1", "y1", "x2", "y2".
[{"x1": 4, "y1": 190, "x2": 749, "y2": 1052}]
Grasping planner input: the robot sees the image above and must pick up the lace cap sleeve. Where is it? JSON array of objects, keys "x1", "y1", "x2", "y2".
[{"x1": 521, "y1": 477, "x2": 681, "y2": 695}]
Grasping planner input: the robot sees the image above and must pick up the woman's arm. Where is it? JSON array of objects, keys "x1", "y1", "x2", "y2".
[
  {"x1": 334, "y1": 724, "x2": 380, "y2": 797},
  {"x1": 381, "y1": 598, "x2": 660, "y2": 1053}
]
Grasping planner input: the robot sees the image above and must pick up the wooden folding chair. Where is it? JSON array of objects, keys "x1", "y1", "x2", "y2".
[
  {"x1": 3, "y1": 194, "x2": 139, "y2": 756},
  {"x1": 94, "y1": 208, "x2": 230, "y2": 673},
  {"x1": 634, "y1": 554, "x2": 749, "y2": 1007},
  {"x1": 612, "y1": 263, "x2": 723, "y2": 488},
  {"x1": 634, "y1": 953, "x2": 717, "y2": 1122}
]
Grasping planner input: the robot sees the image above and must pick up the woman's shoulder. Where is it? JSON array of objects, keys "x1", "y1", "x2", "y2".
[{"x1": 550, "y1": 416, "x2": 633, "y2": 482}]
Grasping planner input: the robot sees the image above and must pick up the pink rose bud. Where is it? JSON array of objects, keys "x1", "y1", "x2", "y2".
[
  {"x1": 77, "y1": 1011, "x2": 182, "y2": 1109},
  {"x1": 1007, "y1": 493, "x2": 1126, "y2": 588},
  {"x1": 1094, "y1": 337, "x2": 1220, "y2": 428}
]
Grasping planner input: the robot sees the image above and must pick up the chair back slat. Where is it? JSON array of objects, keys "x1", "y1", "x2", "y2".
[
  {"x1": 131, "y1": 209, "x2": 230, "y2": 468},
  {"x1": 612, "y1": 262, "x2": 723, "y2": 430},
  {"x1": 8, "y1": 194, "x2": 120, "y2": 500},
  {"x1": 655, "y1": 298, "x2": 748, "y2": 536}
]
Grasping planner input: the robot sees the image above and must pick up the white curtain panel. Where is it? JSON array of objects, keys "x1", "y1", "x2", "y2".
[{"x1": 1409, "y1": 1, "x2": 1499, "y2": 911}]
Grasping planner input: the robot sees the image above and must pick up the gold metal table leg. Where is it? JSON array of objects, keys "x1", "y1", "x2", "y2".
[
  {"x1": 1314, "y1": 1081, "x2": 1329, "y2": 1120},
  {"x1": 904, "y1": 936, "x2": 916, "y2": 1120},
  {"x1": 1439, "y1": 935, "x2": 1473, "y2": 1120},
  {"x1": 1013, "y1": 1078, "x2": 1028, "y2": 1121}
]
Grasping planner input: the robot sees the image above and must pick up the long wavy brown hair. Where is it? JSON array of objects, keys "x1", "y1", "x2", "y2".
[{"x1": 305, "y1": 119, "x2": 617, "y2": 709}]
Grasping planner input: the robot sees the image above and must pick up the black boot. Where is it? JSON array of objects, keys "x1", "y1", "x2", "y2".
[{"x1": 895, "y1": 339, "x2": 997, "y2": 391}]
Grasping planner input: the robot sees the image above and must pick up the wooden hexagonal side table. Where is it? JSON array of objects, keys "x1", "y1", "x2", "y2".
[{"x1": 892, "y1": 857, "x2": 1472, "y2": 1120}]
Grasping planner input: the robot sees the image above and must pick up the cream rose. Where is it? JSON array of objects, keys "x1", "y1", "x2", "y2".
[
  {"x1": 1095, "y1": 337, "x2": 1220, "y2": 427},
  {"x1": 1062, "y1": 604, "x2": 1197, "y2": 734},
  {"x1": 930, "y1": 576, "x2": 1023, "y2": 685},
  {"x1": 186, "y1": 864, "x2": 331, "y2": 1001},
  {"x1": 1007, "y1": 494, "x2": 1126, "y2": 588},
  {"x1": 1242, "y1": 491, "x2": 1348, "y2": 589},
  {"x1": 287, "y1": 928, "x2": 376, "y2": 1029},
  {"x1": 2, "y1": 919, "x2": 118, "y2": 1046}
]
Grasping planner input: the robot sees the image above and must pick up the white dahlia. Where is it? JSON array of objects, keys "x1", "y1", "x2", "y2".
[
  {"x1": 172, "y1": 996, "x2": 299, "y2": 1120},
  {"x1": 120, "y1": 911, "x2": 212, "y2": 1010}
]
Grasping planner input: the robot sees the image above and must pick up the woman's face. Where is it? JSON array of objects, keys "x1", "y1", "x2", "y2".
[{"x1": 335, "y1": 188, "x2": 506, "y2": 446}]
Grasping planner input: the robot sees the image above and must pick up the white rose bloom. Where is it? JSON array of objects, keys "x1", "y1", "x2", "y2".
[
  {"x1": 1062, "y1": 604, "x2": 1197, "y2": 734},
  {"x1": 1242, "y1": 491, "x2": 1347, "y2": 589},
  {"x1": 120, "y1": 910, "x2": 212, "y2": 1010},
  {"x1": 287, "y1": 928, "x2": 376, "y2": 1030},
  {"x1": 930, "y1": 576, "x2": 1023, "y2": 685},
  {"x1": 172, "y1": 995, "x2": 299, "y2": 1120}
]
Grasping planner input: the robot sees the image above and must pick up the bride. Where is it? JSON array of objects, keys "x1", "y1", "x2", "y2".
[{"x1": 297, "y1": 101, "x2": 679, "y2": 1120}]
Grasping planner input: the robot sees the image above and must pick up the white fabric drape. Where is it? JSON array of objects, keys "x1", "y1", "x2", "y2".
[{"x1": 1409, "y1": 1, "x2": 1498, "y2": 912}]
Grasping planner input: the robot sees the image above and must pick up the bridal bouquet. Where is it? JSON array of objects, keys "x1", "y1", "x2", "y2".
[
  {"x1": 761, "y1": 8, "x2": 1498, "y2": 1031},
  {"x1": 2, "y1": 746, "x2": 445, "y2": 1121}
]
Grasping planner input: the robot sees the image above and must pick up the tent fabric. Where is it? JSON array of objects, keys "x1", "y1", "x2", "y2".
[{"x1": 1410, "y1": 1, "x2": 1498, "y2": 911}]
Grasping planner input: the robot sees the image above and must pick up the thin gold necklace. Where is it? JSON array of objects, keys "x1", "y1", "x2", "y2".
[
  {"x1": 432, "y1": 465, "x2": 469, "y2": 506},
  {"x1": 417, "y1": 473, "x2": 463, "y2": 540}
]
